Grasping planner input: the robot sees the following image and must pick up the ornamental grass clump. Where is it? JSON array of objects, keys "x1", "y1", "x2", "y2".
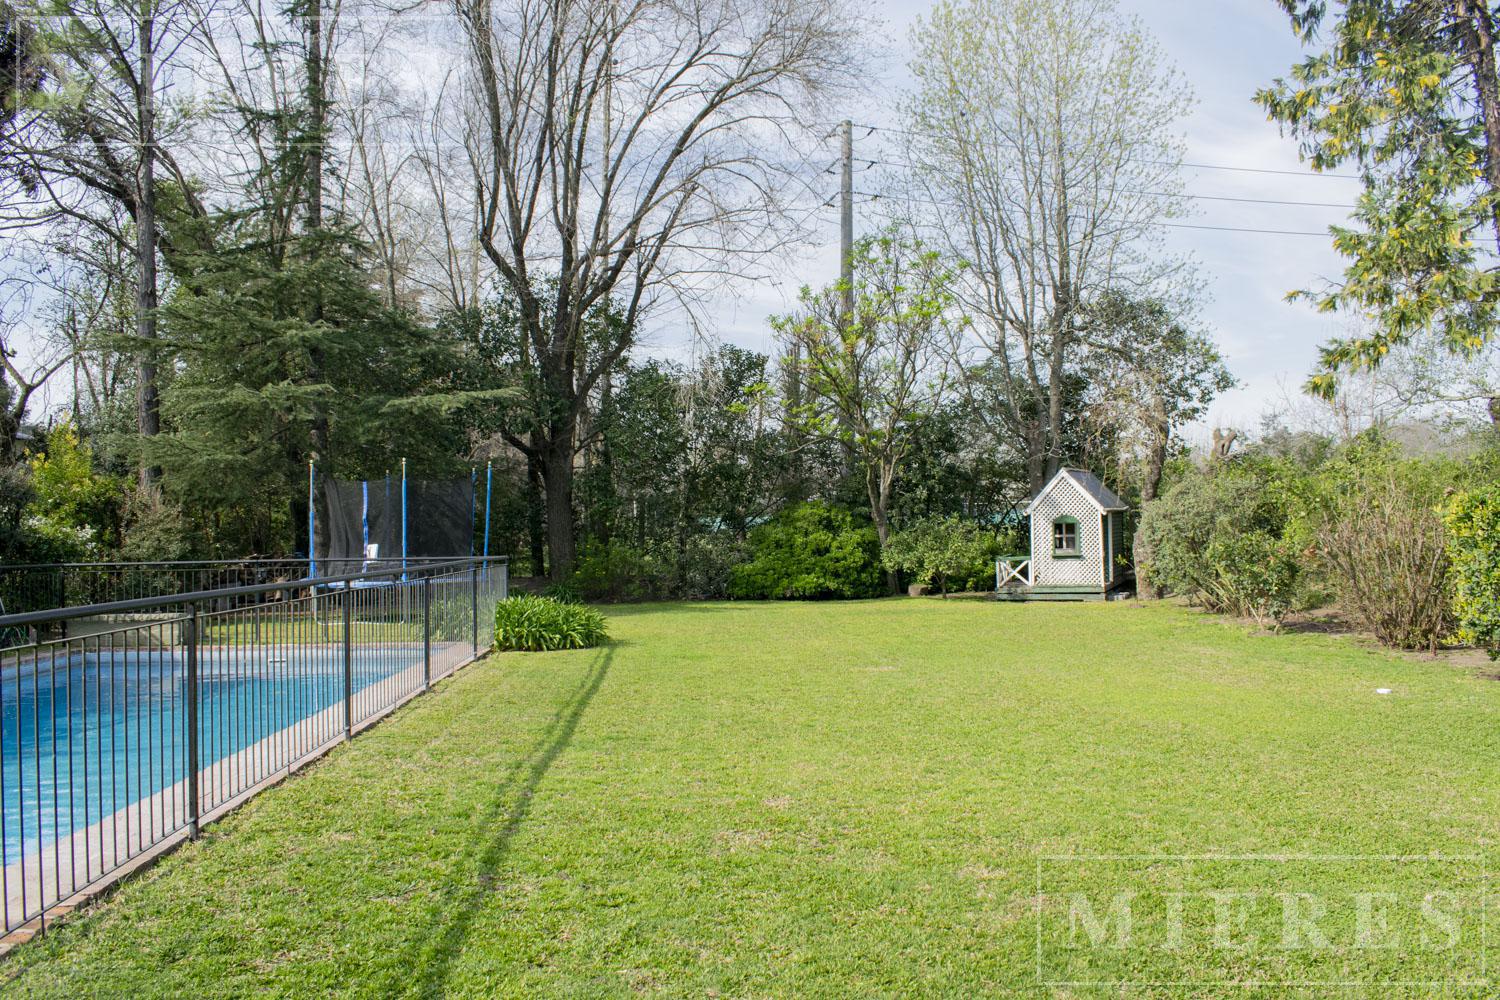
[{"x1": 494, "y1": 595, "x2": 608, "y2": 651}]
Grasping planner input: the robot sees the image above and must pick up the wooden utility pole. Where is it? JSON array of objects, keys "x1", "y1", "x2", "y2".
[{"x1": 836, "y1": 119, "x2": 856, "y2": 479}]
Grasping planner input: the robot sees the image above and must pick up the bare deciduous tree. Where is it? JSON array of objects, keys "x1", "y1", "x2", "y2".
[
  {"x1": 0, "y1": 277, "x2": 66, "y2": 459},
  {"x1": 0, "y1": 0, "x2": 207, "y2": 482},
  {"x1": 453, "y1": 0, "x2": 858, "y2": 578},
  {"x1": 904, "y1": 0, "x2": 1193, "y2": 492},
  {"x1": 1374, "y1": 330, "x2": 1500, "y2": 429}
]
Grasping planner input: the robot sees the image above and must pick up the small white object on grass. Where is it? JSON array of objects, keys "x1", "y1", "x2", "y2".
[{"x1": 1375, "y1": 688, "x2": 1392, "y2": 695}]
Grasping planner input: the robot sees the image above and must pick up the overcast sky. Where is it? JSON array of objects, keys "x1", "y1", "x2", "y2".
[{"x1": 692, "y1": 0, "x2": 1362, "y2": 438}]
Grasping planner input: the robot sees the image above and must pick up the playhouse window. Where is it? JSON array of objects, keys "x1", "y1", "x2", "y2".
[{"x1": 1052, "y1": 517, "x2": 1078, "y2": 556}]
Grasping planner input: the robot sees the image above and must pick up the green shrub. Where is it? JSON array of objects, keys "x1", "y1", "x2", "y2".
[
  {"x1": 493, "y1": 595, "x2": 608, "y2": 651},
  {"x1": 568, "y1": 541, "x2": 671, "y2": 602},
  {"x1": 26, "y1": 421, "x2": 120, "y2": 559},
  {"x1": 541, "y1": 580, "x2": 582, "y2": 604},
  {"x1": 118, "y1": 485, "x2": 200, "y2": 562},
  {"x1": 1136, "y1": 471, "x2": 1302, "y2": 624},
  {"x1": 1315, "y1": 462, "x2": 1451, "y2": 651},
  {"x1": 673, "y1": 533, "x2": 748, "y2": 599},
  {"x1": 1200, "y1": 531, "x2": 1300, "y2": 625},
  {"x1": 430, "y1": 593, "x2": 475, "y2": 643},
  {"x1": 0, "y1": 464, "x2": 34, "y2": 563},
  {"x1": 729, "y1": 502, "x2": 883, "y2": 600},
  {"x1": 1446, "y1": 484, "x2": 1500, "y2": 658},
  {"x1": 882, "y1": 515, "x2": 1005, "y2": 595}
]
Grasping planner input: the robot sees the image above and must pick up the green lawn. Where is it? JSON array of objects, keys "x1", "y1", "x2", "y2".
[{"x1": 4, "y1": 600, "x2": 1497, "y2": 997}]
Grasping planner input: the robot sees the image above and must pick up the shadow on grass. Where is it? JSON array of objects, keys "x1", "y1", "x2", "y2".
[{"x1": 395, "y1": 645, "x2": 613, "y2": 997}]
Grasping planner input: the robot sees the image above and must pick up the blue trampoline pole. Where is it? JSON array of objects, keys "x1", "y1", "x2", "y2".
[
  {"x1": 308, "y1": 459, "x2": 316, "y2": 580},
  {"x1": 361, "y1": 480, "x2": 370, "y2": 570},
  {"x1": 401, "y1": 457, "x2": 408, "y2": 580},
  {"x1": 483, "y1": 461, "x2": 493, "y2": 582}
]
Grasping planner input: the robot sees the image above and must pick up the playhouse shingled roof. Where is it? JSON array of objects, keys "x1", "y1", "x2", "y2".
[{"x1": 1024, "y1": 467, "x2": 1127, "y2": 515}]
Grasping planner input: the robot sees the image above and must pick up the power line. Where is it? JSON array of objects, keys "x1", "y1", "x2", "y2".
[
  {"x1": 845, "y1": 188, "x2": 1500, "y2": 245},
  {"x1": 858, "y1": 158, "x2": 1358, "y2": 210},
  {"x1": 849, "y1": 189, "x2": 1338, "y2": 236},
  {"x1": 1153, "y1": 221, "x2": 1335, "y2": 237},
  {"x1": 1131, "y1": 190, "x2": 1353, "y2": 210},
  {"x1": 836, "y1": 121, "x2": 1365, "y2": 181},
  {"x1": 1176, "y1": 161, "x2": 1359, "y2": 181}
]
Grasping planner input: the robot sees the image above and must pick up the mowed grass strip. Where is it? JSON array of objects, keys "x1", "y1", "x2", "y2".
[{"x1": 3, "y1": 600, "x2": 1497, "y2": 997}]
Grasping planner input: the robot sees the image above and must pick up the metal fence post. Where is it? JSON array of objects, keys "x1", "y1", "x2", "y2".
[
  {"x1": 470, "y1": 561, "x2": 479, "y2": 655},
  {"x1": 342, "y1": 586, "x2": 353, "y2": 740},
  {"x1": 422, "y1": 576, "x2": 432, "y2": 690},
  {"x1": 185, "y1": 603, "x2": 200, "y2": 840},
  {"x1": 55, "y1": 571, "x2": 68, "y2": 639}
]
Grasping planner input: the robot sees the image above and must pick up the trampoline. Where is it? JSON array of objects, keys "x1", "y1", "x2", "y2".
[{"x1": 311, "y1": 459, "x2": 496, "y2": 583}]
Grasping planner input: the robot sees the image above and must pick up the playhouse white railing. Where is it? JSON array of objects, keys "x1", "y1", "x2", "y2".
[{"x1": 995, "y1": 556, "x2": 1032, "y2": 589}]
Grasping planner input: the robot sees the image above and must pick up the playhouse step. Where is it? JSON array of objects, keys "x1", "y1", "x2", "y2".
[
  {"x1": 993, "y1": 585, "x2": 1134, "y2": 602},
  {"x1": 995, "y1": 590, "x2": 1102, "y2": 602}
]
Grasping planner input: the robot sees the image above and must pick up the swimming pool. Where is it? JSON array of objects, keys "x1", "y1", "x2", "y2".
[{"x1": 0, "y1": 640, "x2": 442, "y2": 865}]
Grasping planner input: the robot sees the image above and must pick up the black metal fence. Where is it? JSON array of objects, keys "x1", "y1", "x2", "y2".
[
  {"x1": 0, "y1": 560, "x2": 318, "y2": 619},
  {"x1": 0, "y1": 556, "x2": 507, "y2": 935}
]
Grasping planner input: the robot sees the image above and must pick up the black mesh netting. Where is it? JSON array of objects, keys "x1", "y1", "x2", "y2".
[{"x1": 320, "y1": 476, "x2": 474, "y2": 571}]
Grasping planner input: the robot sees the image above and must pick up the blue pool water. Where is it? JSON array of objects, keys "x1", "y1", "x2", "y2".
[{"x1": 0, "y1": 642, "x2": 430, "y2": 864}]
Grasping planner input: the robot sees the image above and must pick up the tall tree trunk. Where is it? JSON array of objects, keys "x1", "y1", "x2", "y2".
[
  {"x1": 1455, "y1": 0, "x2": 1500, "y2": 245},
  {"x1": 303, "y1": 0, "x2": 331, "y2": 468},
  {"x1": 1140, "y1": 414, "x2": 1170, "y2": 503},
  {"x1": 134, "y1": 0, "x2": 160, "y2": 487},
  {"x1": 525, "y1": 449, "x2": 545, "y2": 575},
  {"x1": 1046, "y1": 146, "x2": 1072, "y2": 487},
  {"x1": 304, "y1": 0, "x2": 323, "y2": 229},
  {"x1": 1137, "y1": 416, "x2": 1168, "y2": 600},
  {"x1": 868, "y1": 469, "x2": 898, "y2": 594},
  {"x1": 783, "y1": 345, "x2": 807, "y2": 503},
  {"x1": 597, "y1": 368, "x2": 614, "y2": 547},
  {"x1": 1026, "y1": 426, "x2": 1047, "y2": 496},
  {"x1": 541, "y1": 439, "x2": 577, "y2": 582}
]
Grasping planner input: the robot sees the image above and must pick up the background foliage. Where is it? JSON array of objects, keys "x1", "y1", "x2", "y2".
[{"x1": 728, "y1": 503, "x2": 884, "y2": 600}]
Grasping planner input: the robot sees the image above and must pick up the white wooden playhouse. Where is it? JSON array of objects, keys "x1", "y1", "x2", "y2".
[{"x1": 995, "y1": 468, "x2": 1128, "y2": 601}]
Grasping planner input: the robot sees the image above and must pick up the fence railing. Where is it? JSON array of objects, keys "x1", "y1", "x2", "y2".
[
  {"x1": 0, "y1": 556, "x2": 507, "y2": 936},
  {"x1": 995, "y1": 556, "x2": 1032, "y2": 589},
  {"x1": 0, "y1": 559, "x2": 318, "y2": 619},
  {"x1": 0, "y1": 557, "x2": 507, "y2": 642}
]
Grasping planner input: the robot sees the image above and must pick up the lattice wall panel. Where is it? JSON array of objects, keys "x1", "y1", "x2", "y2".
[{"x1": 1030, "y1": 479, "x2": 1104, "y2": 587}]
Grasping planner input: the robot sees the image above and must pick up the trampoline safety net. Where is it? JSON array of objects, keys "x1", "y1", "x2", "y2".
[{"x1": 321, "y1": 477, "x2": 474, "y2": 570}]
